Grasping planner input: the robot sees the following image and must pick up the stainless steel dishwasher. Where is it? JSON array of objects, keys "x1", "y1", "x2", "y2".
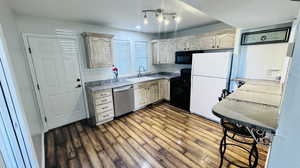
[{"x1": 113, "y1": 85, "x2": 134, "y2": 117}]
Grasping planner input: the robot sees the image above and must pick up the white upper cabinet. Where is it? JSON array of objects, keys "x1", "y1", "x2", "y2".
[
  {"x1": 158, "y1": 40, "x2": 170, "y2": 64},
  {"x1": 151, "y1": 28, "x2": 236, "y2": 65},
  {"x1": 198, "y1": 33, "x2": 217, "y2": 50},
  {"x1": 187, "y1": 36, "x2": 200, "y2": 51},
  {"x1": 168, "y1": 39, "x2": 176, "y2": 64},
  {"x1": 82, "y1": 32, "x2": 114, "y2": 68},
  {"x1": 151, "y1": 40, "x2": 159, "y2": 64},
  {"x1": 152, "y1": 39, "x2": 175, "y2": 64},
  {"x1": 175, "y1": 37, "x2": 189, "y2": 51},
  {"x1": 215, "y1": 29, "x2": 236, "y2": 49}
]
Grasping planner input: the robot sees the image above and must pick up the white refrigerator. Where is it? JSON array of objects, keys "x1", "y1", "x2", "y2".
[{"x1": 190, "y1": 51, "x2": 232, "y2": 122}]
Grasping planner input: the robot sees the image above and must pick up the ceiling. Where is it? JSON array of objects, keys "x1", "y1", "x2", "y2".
[
  {"x1": 180, "y1": 0, "x2": 300, "y2": 29},
  {"x1": 8, "y1": 0, "x2": 219, "y2": 33}
]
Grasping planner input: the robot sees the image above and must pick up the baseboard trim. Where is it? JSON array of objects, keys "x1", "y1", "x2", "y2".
[{"x1": 41, "y1": 132, "x2": 45, "y2": 168}]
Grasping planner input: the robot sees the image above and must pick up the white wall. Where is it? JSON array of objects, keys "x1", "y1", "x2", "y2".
[
  {"x1": 267, "y1": 20, "x2": 300, "y2": 168},
  {"x1": 0, "y1": 0, "x2": 42, "y2": 167},
  {"x1": 152, "y1": 22, "x2": 231, "y2": 72},
  {"x1": 238, "y1": 43, "x2": 288, "y2": 80},
  {"x1": 237, "y1": 23, "x2": 292, "y2": 81},
  {"x1": 0, "y1": 0, "x2": 43, "y2": 137},
  {"x1": 16, "y1": 15, "x2": 163, "y2": 82},
  {"x1": 159, "y1": 22, "x2": 233, "y2": 39}
]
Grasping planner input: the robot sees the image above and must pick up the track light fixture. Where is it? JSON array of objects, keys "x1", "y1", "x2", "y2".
[{"x1": 141, "y1": 8, "x2": 181, "y2": 25}]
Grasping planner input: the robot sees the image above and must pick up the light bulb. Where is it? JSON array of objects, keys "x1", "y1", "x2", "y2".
[
  {"x1": 164, "y1": 19, "x2": 169, "y2": 25},
  {"x1": 144, "y1": 14, "x2": 149, "y2": 24},
  {"x1": 174, "y1": 16, "x2": 181, "y2": 23},
  {"x1": 157, "y1": 14, "x2": 164, "y2": 23},
  {"x1": 144, "y1": 18, "x2": 149, "y2": 24}
]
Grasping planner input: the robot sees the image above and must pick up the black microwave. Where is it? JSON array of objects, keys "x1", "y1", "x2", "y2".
[{"x1": 175, "y1": 50, "x2": 203, "y2": 64}]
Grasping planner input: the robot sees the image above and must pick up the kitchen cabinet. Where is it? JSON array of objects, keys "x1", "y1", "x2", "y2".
[
  {"x1": 198, "y1": 33, "x2": 216, "y2": 50},
  {"x1": 215, "y1": 29, "x2": 236, "y2": 49},
  {"x1": 82, "y1": 32, "x2": 114, "y2": 68},
  {"x1": 151, "y1": 29, "x2": 236, "y2": 64},
  {"x1": 133, "y1": 81, "x2": 160, "y2": 110},
  {"x1": 152, "y1": 41, "x2": 159, "y2": 65},
  {"x1": 159, "y1": 79, "x2": 170, "y2": 101},
  {"x1": 187, "y1": 35, "x2": 202, "y2": 51},
  {"x1": 175, "y1": 37, "x2": 189, "y2": 51},
  {"x1": 198, "y1": 29, "x2": 236, "y2": 50},
  {"x1": 86, "y1": 88, "x2": 115, "y2": 125},
  {"x1": 152, "y1": 39, "x2": 176, "y2": 64},
  {"x1": 176, "y1": 36, "x2": 201, "y2": 51}
]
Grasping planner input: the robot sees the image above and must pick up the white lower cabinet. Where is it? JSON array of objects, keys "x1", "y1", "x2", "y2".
[
  {"x1": 133, "y1": 80, "x2": 160, "y2": 110},
  {"x1": 133, "y1": 79, "x2": 170, "y2": 110},
  {"x1": 159, "y1": 79, "x2": 170, "y2": 101},
  {"x1": 86, "y1": 88, "x2": 115, "y2": 125}
]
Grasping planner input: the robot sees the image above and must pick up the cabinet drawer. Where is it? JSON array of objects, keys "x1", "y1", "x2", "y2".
[
  {"x1": 94, "y1": 89, "x2": 112, "y2": 98},
  {"x1": 95, "y1": 96, "x2": 112, "y2": 105},
  {"x1": 96, "y1": 110, "x2": 114, "y2": 121},
  {"x1": 95, "y1": 103, "x2": 113, "y2": 114}
]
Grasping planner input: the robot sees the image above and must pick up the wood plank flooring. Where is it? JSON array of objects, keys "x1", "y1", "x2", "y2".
[{"x1": 45, "y1": 103, "x2": 269, "y2": 168}]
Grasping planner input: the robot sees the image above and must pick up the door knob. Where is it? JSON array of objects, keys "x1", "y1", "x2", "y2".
[{"x1": 76, "y1": 84, "x2": 82, "y2": 88}]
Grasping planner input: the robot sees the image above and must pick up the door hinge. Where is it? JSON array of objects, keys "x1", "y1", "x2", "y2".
[
  {"x1": 44, "y1": 117, "x2": 47, "y2": 123},
  {"x1": 37, "y1": 84, "x2": 40, "y2": 90},
  {"x1": 28, "y1": 47, "x2": 32, "y2": 54}
]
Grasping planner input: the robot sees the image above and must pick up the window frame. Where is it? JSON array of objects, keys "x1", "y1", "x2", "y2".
[{"x1": 133, "y1": 41, "x2": 150, "y2": 73}]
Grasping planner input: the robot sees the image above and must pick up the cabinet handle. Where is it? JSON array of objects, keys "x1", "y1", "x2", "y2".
[
  {"x1": 76, "y1": 84, "x2": 81, "y2": 88},
  {"x1": 217, "y1": 45, "x2": 219, "y2": 48},
  {"x1": 212, "y1": 45, "x2": 215, "y2": 48}
]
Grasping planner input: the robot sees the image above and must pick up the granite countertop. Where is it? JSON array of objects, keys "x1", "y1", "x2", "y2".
[
  {"x1": 85, "y1": 72, "x2": 180, "y2": 92},
  {"x1": 213, "y1": 79, "x2": 282, "y2": 133}
]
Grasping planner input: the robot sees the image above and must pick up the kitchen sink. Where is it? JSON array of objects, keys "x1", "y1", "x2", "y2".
[{"x1": 126, "y1": 76, "x2": 156, "y2": 83}]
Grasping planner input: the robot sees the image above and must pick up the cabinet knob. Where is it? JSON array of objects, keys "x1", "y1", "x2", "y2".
[
  {"x1": 76, "y1": 84, "x2": 82, "y2": 88},
  {"x1": 217, "y1": 45, "x2": 219, "y2": 48},
  {"x1": 212, "y1": 45, "x2": 215, "y2": 48},
  {"x1": 76, "y1": 78, "x2": 81, "y2": 82}
]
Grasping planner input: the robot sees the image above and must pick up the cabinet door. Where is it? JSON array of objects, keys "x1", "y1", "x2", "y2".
[
  {"x1": 215, "y1": 29, "x2": 236, "y2": 49},
  {"x1": 188, "y1": 35, "x2": 202, "y2": 51},
  {"x1": 165, "y1": 79, "x2": 170, "y2": 101},
  {"x1": 175, "y1": 37, "x2": 188, "y2": 51},
  {"x1": 148, "y1": 83, "x2": 159, "y2": 103},
  {"x1": 88, "y1": 37, "x2": 113, "y2": 68},
  {"x1": 158, "y1": 40, "x2": 169, "y2": 64},
  {"x1": 168, "y1": 39, "x2": 176, "y2": 64},
  {"x1": 198, "y1": 33, "x2": 216, "y2": 50},
  {"x1": 134, "y1": 88, "x2": 144, "y2": 108},
  {"x1": 152, "y1": 41, "x2": 159, "y2": 64},
  {"x1": 153, "y1": 83, "x2": 159, "y2": 102},
  {"x1": 159, "y1": 80, "x2": 165, "y2": 100}
]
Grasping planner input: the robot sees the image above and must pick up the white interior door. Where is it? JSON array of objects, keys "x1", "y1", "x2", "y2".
[
  {"x1": 190, "y1": 76, "x2": 226, "y2": 122},
  {"x1": 27, "y1": 36, "x2": 86, "y2": 130}
]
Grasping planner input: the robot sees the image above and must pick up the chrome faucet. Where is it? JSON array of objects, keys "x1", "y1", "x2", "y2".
[{"x1": 138, "y1": 65, "x2": 146, "y2": 77}]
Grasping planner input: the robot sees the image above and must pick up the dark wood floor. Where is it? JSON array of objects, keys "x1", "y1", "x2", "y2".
[{"x1": 45, "y1": 103, "x2": 269, "y2": 168}]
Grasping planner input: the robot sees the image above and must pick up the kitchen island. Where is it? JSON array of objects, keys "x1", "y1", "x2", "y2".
[
  {"x1": 213, "y1": 79, "x2": 282, "y2": 133},
  {"x1": 213, "y1": 79, "x2": 282, "y2": 167}
]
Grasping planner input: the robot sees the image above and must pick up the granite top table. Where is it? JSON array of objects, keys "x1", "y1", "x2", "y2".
[{"x1": 213, "y1": 79, "x2": 282, "y2": 133}]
